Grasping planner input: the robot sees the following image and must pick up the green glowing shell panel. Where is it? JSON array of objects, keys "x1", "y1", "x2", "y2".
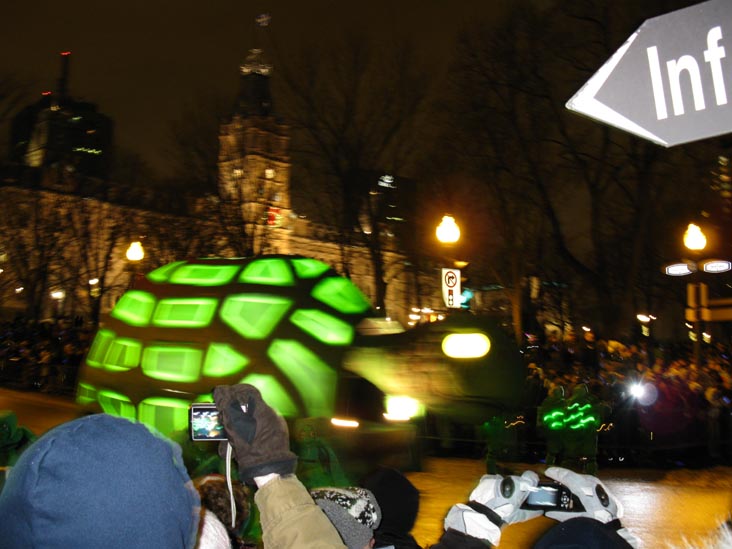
[{"x1": 76, "y1": 255, "x2": 374, "y2": 437}]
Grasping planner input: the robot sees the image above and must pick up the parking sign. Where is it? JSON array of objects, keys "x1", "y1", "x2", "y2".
[{"x1": 442, "y1": 268, "x2": 461, "y2": 308}]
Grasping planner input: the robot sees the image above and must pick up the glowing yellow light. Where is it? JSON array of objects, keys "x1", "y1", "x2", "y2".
[
  {"x1": 384, "y1": 395, "x2": 424, "y2": 421},
  {"x1": 442, "y1": 332, "x2": 491, "y2": 358},
  {"x1": 126, "y1": 241, "x2": 145, "y2": 262},
  {"x1": 330, "y1": 417, "x2": 359, "y2": 428},
  {"x1": 51, "y1": 290, "x2": 66, "y2": 300},
  {"x1": 636, "y1": 314, "x2": 651, "y2": 323},
  {"x1": 684, "y1": 223, "x2": 706, "y2": 251},
  {"x1": 436, "y1": 215, "x2": 460, "y2": 243}
]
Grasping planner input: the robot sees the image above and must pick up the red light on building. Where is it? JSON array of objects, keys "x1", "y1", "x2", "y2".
[
  {"x1": 42, "y1": 91, "x2": 52, "y2": 96},
  {"x1": 267, "y1": 207, "x2": 281, "y2": 226},
  {"x1": 60, "y1": 51, "x2": 72, "y2": 56}
]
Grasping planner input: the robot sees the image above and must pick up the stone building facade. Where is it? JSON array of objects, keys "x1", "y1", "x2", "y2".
[{"x1": 0, "y1": 46, "x2": 444, "y2": 327}]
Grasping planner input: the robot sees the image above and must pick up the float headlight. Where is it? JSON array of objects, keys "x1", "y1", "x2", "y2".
[
  {"x1": 383, "y1": 395, "x2": 424, "y2": 421},
  {"x1": 441, "y1": 332, "x2": 491, "y2": 358}
]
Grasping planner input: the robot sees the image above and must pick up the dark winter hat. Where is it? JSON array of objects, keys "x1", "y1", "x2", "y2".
[
  {"x1": 311, "y1": 486, "x2": 381, "y2": 549},
  {"x1": 533, "y1": 517, "x2": 635, "y2": 549},
  {"x1": 0, "y1": 414, "x2": 200, "y2": 549},
  {"x1": 361, "y1": 467, "x2": 419, "y2": 534}
]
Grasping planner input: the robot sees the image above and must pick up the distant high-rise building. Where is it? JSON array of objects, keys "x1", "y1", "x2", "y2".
[{"x1": 9, "y1": 51, "x2": 113, "y2": 182}]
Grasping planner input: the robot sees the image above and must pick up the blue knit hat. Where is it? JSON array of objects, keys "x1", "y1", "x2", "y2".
[{"x1": 0, "y1": 414, "x2": 200, "y2": 549}]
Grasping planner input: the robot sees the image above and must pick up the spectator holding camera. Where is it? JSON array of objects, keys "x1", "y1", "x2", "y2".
[
  {"x1": 0, "y1": 383, "x2": 648, "y2": 549},
  {"x1": 212, "y1": 383, "x2": 347, "y2": 548},
  {"x1": 0, "y1": 386, "x2": 342, "y2": 549},
  {"x1": 212, "y1": 384, "x2": 646, "y2": 549},
  {"x1": 430, "y1": 467, "x2": 640, "y2": 549}
]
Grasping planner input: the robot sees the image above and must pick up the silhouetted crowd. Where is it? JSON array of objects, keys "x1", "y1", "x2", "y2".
[
  {"x1": 521, "y1": 333, "x2": 732, "y2": 467},
  {"x1": 3, "y1": 319, "x2": 732, "y2": 547},
  {"x1": 0, "y1": 317, "x2": 93, "y2": 395}
]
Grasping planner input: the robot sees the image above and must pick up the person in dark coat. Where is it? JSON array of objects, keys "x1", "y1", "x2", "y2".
[
  {"x1": 537, "y1": 386, "x2": 566, "y2": 466},
  {"x1": 361, "y1": 467, "x2": 421, "y2": 549}
]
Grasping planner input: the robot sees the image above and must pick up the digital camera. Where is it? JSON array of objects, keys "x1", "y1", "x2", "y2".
[
  {"x1": 189, "y1": 403, "x2": 227, "y2": 441},
  {"x1": 520, "y1": 481, "x2": 580, "y2": 512}
]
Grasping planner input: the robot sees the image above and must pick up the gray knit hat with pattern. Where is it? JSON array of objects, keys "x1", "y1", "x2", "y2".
[{"x1": 311, "y1": 486, "x2": 381, "y2": 549}]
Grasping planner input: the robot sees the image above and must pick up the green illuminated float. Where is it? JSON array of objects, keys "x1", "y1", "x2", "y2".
[
  {"x1": 343, "y1": 311, "x2": 527, "y2": 425},
  {"x1": 76, "y1": 255, "x2": 373, "y2": 436}
]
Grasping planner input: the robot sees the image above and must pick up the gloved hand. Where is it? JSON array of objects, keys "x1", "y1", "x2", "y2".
[
  {"x1": 469, "y1": 471, "x2": 544, "y2": 524},
  {"x1": 213, "y1": 384, "x2": 297, "y2": 484},
  {"x1": 443, "y1": 471, "x2": 543, "y2": 546},
  {"x1": 544, "y1": 467, "x2": 641, "y2": 548},
  {"x1": 544, "y1": 466, "x2": 621, "y2": 523}
]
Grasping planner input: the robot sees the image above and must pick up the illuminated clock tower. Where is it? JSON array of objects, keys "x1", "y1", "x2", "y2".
[{"x1": 218, "y1": 15, "x2": 292, "y2": 255}]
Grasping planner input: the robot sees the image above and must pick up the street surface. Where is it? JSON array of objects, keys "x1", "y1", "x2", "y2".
[
  {"x1": 2, "y1": 387, "x2": 731, "y2": 548},
  {"x1": 407, "y1": 458, "x2": 732, "y2": 548}
]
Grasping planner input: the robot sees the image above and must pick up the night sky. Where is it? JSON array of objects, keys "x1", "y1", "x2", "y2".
[
  {"x1": 1, "y1": 0, "x2": 494, "y2": 176},
  {"x1": 1, "y1": 0, "x2": 706, "y2": 178}
]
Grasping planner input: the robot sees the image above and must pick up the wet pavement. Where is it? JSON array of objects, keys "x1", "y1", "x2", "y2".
[
  {"x1": 406, "y1": 458, "x2": 732, "y2": 548},
  {"x1": 3, "y1": 387, "x2": 732, "y2": 548},
  {"x1": 0, "y1": 386, "x2": 83, "y2": 435}
]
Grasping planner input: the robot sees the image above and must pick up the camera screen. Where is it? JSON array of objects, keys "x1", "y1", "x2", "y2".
[
  {"x1": 190, "y1": 405, "x2": 225, "y2": 441},
  {"x1": 526, "y1": 484, "x2": 560, "y2": 507}
]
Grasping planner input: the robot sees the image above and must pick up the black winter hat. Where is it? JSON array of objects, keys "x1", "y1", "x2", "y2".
[
  {"x1": 361, "y1": 467, "x2": 420, "y2": 535},
  {"x1": 533, "y1": 517, "x2": 634, "y2": 549}
]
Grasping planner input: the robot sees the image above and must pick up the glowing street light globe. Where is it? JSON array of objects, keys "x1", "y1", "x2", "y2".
[
  {"x1": 436, "y1": 215, "x2": 460, "y2": 244},
  {"x1": 126, "y1": 241, "x2": 145, "y2": 262},
  {"x1": 684, "y1": 223, "x2": 706, "y2": 251}
]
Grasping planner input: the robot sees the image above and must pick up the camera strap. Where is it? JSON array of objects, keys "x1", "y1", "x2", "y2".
[
  {"x1": 466, "y1": 500, "x2": 506, "y2": 528},
  {"x1": 225, "y1": 442, "x2": 236, "y2": 529}
]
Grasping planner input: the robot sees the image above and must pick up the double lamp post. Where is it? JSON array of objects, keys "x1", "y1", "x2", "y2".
[{"x1": 664, "y1": 223, "x2": 732, "y2": 366}]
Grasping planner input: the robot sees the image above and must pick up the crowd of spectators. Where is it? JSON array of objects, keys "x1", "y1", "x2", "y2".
[
  {"x1": 521, "y1": 333, "x2": 732, "y2": 466},
  {"x1": 3, "y1": 314, "x2": 732, "y2": 466},
  {"x1": 0, "y1": 316, "x2": 93, "y2": 395}
]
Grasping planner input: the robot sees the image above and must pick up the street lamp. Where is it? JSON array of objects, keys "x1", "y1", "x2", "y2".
[
  {"x1": 436, "y1": 215, "x2": 460, "y2": 244},
  {"x1": 51, "y1": 289, "x2": 66, "y2": 319},
  {"x1": 679, "y1": 223, "x2": 706, "y2": 366},
  {"x1": 126, "y1": 241, "x2": 145, "y2": 262},
  {"x1": 126, "y1": 241, "x2": 145, "y2": 289},
  {"x1": 435, "y1": 215, "x2": 472, "y2": 311},
  {"x1": 88, "y1": 278, "x2": 101, "y2": 298}
]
